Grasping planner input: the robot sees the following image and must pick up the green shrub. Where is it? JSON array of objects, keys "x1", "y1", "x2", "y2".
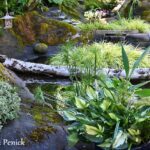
[
  {"x1": 55, "y1": 45, "x2": 150, "y2": 149},
  {"x1": 0, "y1": 81, "x2": 21, "y2": 130},
  {"x1": 78, "y1": 19, "x2": 150, "y2": 33},
  {"x1": 50, "y1": 42, "x2": 150, "y2": 69}
]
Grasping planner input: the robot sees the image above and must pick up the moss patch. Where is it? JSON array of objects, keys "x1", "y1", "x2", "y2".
[
  {"x1": 28, "y1": 126, "x2": 56, "y2": 142},
  {"x1": 21, "y1": 99, "x2": 63, "y2": 126},
  {"x1": 12, "y1": 11, "x2": 77, "y2": 46},
  {"x1": 0, "y1": 63, "x2": 9, "y2": 81},
  {"x1": 21, "y1": 100, "x2": 63, "y2": 144}
]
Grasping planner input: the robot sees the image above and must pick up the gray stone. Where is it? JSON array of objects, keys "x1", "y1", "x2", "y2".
[
  {"x1": 0, "y1": 30, "x2": 22, "y2": 58},
  {"x1": 0, "y1": 108, "x2": 68, "y2": 150}
]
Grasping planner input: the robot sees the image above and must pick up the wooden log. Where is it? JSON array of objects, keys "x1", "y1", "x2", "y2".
[{"x1": 0, "y1": 54, "x2": 150, "y2": 80}]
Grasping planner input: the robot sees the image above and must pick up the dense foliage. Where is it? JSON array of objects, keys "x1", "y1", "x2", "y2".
[
  {"x1": 56, "y1": 48, "x2": 150, "y2": 149},
  {"x1": 50, "y1": 42, "x2": 150, "y2": 69},
  {"x1": 0, "y1": 81, "x2": 21, "y2": 130},
  {"x1": 0, "y1": 0, "x2": 120, "y2": 16},
  {"x1": 57, "y1": 76, "x2": 150, "y2": 149}
]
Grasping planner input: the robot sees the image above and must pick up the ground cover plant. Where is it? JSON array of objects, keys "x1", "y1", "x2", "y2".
[
  {"x1": 78, "y1": 18, "x2": 150, "y2": 33},
  {"x1": 50, "y1": 42, "x2": 150, "y2": 69},
  {"x1": 0, "y1": 81, "x2": 21, "y2": 130},
  {"x1": 55, "y1": 46, "x2": 150, "y2": 149}
]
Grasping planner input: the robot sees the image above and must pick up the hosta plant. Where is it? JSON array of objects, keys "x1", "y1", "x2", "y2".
[
  {"x1": 0, "y1": 82, "x2": 21, "y2": 130},
  {"x1": 56, "y1": 47, "x2": 150, "y2": 149},
  {"x1": 58, "y1": 77, "x2": 150, "y2": 149}
]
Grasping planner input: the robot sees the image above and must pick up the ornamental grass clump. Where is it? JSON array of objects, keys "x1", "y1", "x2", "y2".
[
  {"x1": 0, "y1": 82, "x2": 21, "y2": 130},
  {"x1": 50, "y1": 42, "x2": 150, "y2": 69},
  {"x1": 78, "y1": 19, "x2": 150, "y2": 33}
]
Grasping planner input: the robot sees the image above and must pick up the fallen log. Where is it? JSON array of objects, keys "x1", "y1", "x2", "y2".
[{"x1": 0, "y1": 55, "x2": 150, "y2": 80}]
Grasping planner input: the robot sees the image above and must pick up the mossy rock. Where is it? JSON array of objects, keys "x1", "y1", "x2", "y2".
[
  {"x1": 12, "y1": 11, "x2": 77, "y2": 46},
  {"x1": 0, "y1": 63, "x2": 9, "y2": 81},
  {"x1": 34, "y1": 43, "x2": 48, "y2": 54}
]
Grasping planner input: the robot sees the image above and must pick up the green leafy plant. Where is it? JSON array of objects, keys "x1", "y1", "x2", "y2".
[
  {"x1": 128, "y1": 0, "x2": 139, "y2": 19},
  {"x1": 121, "y1": 44, "x2": 149, "y2": 79},
  {"x1": 58, "y1": 77, "x2": 150, "y2": 149},
  {"x1": 34, "y1": 86, "x2": 45, "y2": 104},
  {"x1": 0, "y1": 0, "x2": 46, "y2": 15},
  {"x1": 56, "y1": 47, "x2": 150, "y2": 149},
  {"x1": 0, "y1": 81, "x2": 21, "y2": 130}
]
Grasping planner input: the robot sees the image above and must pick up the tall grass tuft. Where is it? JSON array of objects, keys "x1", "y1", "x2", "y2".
[{"x1": 50, "y1": 42, "x2": 150, "y2": 69}]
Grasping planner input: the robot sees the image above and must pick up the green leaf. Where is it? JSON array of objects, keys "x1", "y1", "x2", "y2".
[
  {"x1": 68, "y1": 132, "x2": 79, "y2": 147},
  {"x1": 75, "y1": 97, "x2": 88, "y2": 109},
  {"x1": 109, "y1": 113, "x2": 120, "y2": 122},
  {"x1": 128, "y1": 129, "x2": 141, "y2": 143},
  {"x1": 59, "y1": 110, "x2": 76, "y2": 121},
  {"x1": 121, "y1": 44, "x2": 129, "y2": 79},
  {"x1": 85, "y1": 125, "x2": 99, "y2": 135},
  {"x1": 113, "y1": 122, "x2": 120, "y2": 139},
  {"x1": 130, "y1": 81, "x2": 150, "y2": 91},
  {"x1": 129, "y1": 47, "x2": 150, "y2": 78},
  {"x1": 85, "y1": 125, "x2": 103, "y2": 136},
  {"x1": 136, "y1": 89, "x2": 150, "y2": 97},
  {"x1": 86, "y1": 134, "x2": 103, "y2": 143},
  {"x1": 98, "y1": 138, "x2": 112, "y2": 148},
  {"x1": 100, "y1": 100, "x2": 111, "y2": 111},
  {"x1": 104, "y1": 88, "x2": 114, "y2": 100},
  {"x1": 128, "y1": 128, "x2": 140, "y2": 136},
  {"x1": 112, "y1": 130, "x2": 128, "y2": 149},
  {"x1": 86, "y1": 86, "x2": 98, "y2": 99}
]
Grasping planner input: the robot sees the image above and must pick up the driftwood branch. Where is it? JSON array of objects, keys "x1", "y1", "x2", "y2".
[{"x1": 0, "y1": 55, "x2": 150, "y2": 80}]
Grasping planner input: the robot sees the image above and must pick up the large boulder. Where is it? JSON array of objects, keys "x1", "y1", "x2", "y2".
[{"x1": 11, "y1": 11, "x2": 77, "y2": 46}]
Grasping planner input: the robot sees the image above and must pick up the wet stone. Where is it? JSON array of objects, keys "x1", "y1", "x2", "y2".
[{"x1": 0, "y1": 101, "x2": 68, "y2": 150}]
